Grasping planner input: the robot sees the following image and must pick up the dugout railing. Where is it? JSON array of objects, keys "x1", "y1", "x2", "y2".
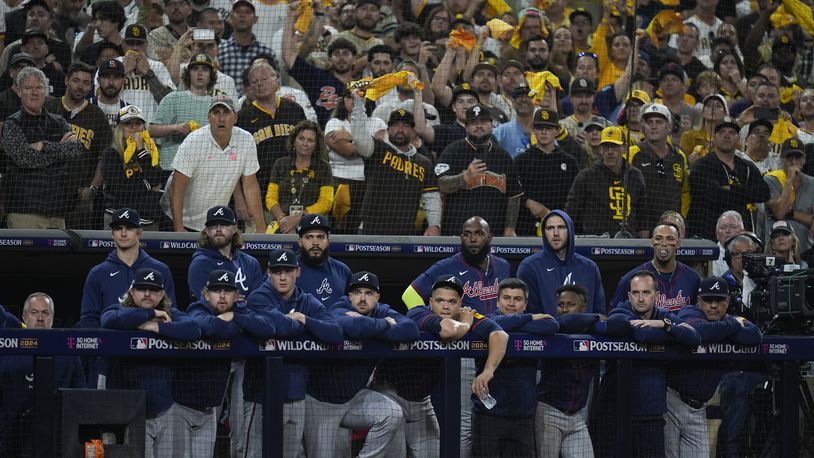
[{"x1": 0, "y1": 329, "x2": 808, "y2": 458}]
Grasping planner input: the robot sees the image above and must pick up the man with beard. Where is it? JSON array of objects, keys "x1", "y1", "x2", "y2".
[
  {"x1": 436, "y1": 105, "x2": 523, "y2": 236},
  {"x1": 45, "y1": 62, "x2": 113, "y2": 229},
  {"x1": 146, "y1": 0, "x2": 191, "y2": 65},
  {"x1": 217, "y1": 0, "x2": 275, "y2": 96},
  {"x1": 470, "y1": 61, "x2": 509, "y2": 124},
  {"x1": 524, "y1": 34, "x2": 550, "y2": 72},
  {"x1": 493, "y1": 84, "x2": 534, "y2": 158},
  {"x1": 371, "y1": 59, "x2": 440, "y2": 129},
  {"x1": 559, "y1": 78, "x2": 596, "y2": 143},
  {"x1": 90, "y1": 59, "x2": 129, "y2": 128},
  {"x1": 283, "y1": 1, "x2": 355, "y2": 127},
  {"x1": 366, "y1": 44, "x2": 395, "y2": 79},
  {"x1": 657, "y1": 63, "x2": 700, "y2": 139},
  {"x1": 610, "y1": 223, "x2": 701, "y2": 310},
  {"x1": 350, "y1": 92, "x2": 442, "y2": 235},
  {"x1": 404, "y1": 216, "x2": 512, "y2": 314},
  {"x1": 332, "y1": 0, "x2": 383, "y2": 71},
  {"x1": 295, "y1": 214, "x2": 352, "y2": 307}
]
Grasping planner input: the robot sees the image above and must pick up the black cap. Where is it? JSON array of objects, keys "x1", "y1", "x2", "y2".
[
  {"x1": 9, "y1": 52, "x2": 35, "y2": 68},
  {"x1": 533, "y1": 108, "x2": 559, "y2": 127},
  {"x1": 714, "y1": 117, "x2": 740, "y2": 133},
  {"x1": 568, "y1": 8, "x2": 592, "y2": 23},
  {"x1": 356, "y1": 0, "x2": 380, "y2": 8},
  {"x1": 22, "y1": 29, "x2": 48, "y2": 44},
  {"x1": 770, "y1": 220, "x2": 793, "y2": 237},
  {"x1": 124, "y1": 24, "x2": 148, "y2": 41},
  {"x1": 451, "y1": 83, "x2": 478, "y2": 104},
  {"x1": 472, "y1": 61, "x2": 499, "y2": 77},
  {"x1": 697, "y1": 277, "x2": 729, "y2": 298},
  {"x1": 510, "y1": 84, "x2": 531, "y2": 98},
  {"x1": 268, "y1": 249, "x2": 298, "y2": 269},
  {"x1": 465, "y1": 104, "x2": 492, "y2": 123},
  {"x1": 24, "y1": 0, "x2": 50, "y2": 12},
  {"x1": 207, "y1": 269, "x2": 238, "y2": 289},
  {"x1": 747, "y1": 118, "x2": 773, "y2": 136},
  {"x1": 188, "y1": 53, "x2": 215, "y2": 69},
  {"x1": 659, "y1": 62, "x2": 685, "y2": 81},
  {"x1": 133, "y1": 268, "x2": 164, "y2": 289},
  {"x1": 432, "y1": 274, "x2": 464, "y2": 296},
  {"x1": 772, "y1": 35, "x2": 796, "y2": 51},
  {"x1": 109, "y1": 208, "x2": 141, "y2": 228},
  {"x1": 388, "y1": 108, "x2": 415, "y2": 127},
  {"x1": 206, "y1": 205, "x2": 236, "y2": 226},
  {"x1": 347, "y1": 271, "x2": 380, "y2": 293},
  {"x1": 781, "y1": 138, "x2": 805, "y2": 156},
  {"x1": 297, "y1": 214, "x2": 331, "y2": 235},
  {"x1": 501, "y1": 59, "x2": 525, "y2": 74},
  {"x1": 569, "y1": 77, "x2": 596, "y2": 95},
  {"x1": 98, "y1": 59, "x2": 125, "y2": 76}
]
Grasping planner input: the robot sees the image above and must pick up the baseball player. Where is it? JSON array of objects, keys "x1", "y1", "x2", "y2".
[
  {"x1": 304, "y1": 271, "x2": 419, "y2": 457},
  {"x1": 665, "y1": 278, "x2": 761, "y2": 458},
  {"x1": 295, "y1": 214, "x2": 352, "y2": 307},
  {"x1": 101, "y1": 268, "x2": 200, "y2": 458},
  {"x1": 242, "y1": 249, "x2": 343, "y2": 458},
  {"x1": 479, "y1": 278, "x2": 558, "y2": 457}
]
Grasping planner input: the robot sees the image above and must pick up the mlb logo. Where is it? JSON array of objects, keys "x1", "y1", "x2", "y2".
[
  {"x1": 346, "y1": 244, "x2": 357, "y2": 252},
  {"x1": 261, "y1": 339, "x2": 276, "y2": 351},
  {"x1": 415, "y1": 246, "x2": 424, "y2": 253},
  {"x1": 573, "y1": 340, "x2": 590, "y2": 352},
  {"x1": 162, "y1": 241, "x2": 171, "y2": 249},
  {"x1": 131, "y1": 337, "x2": 148, "y2": 349},
  {"x1": 592, "y1": 248, "x2": 601, "y2": 255},
  {"x1": 694, "y1": 345, "x2": 707, "y2": 354},
  {"x1": 90, "y1": 240, "x2": 100, "y2": 247}
]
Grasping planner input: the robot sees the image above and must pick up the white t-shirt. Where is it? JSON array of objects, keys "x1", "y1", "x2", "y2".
[
  {"x1": 95, "y1": 56, "x2": 177, "y2": 124},
  {"x1": 253, "y1": 2, "x2": 287, "y2": 48},
  {"x1": 325, "y1": 116, "x2": 386, "y2": 181},
  {"x1": 170, "y1": 125, "x2": 260, "y2": 230},
  {"x1": 668, "y1": 15, "x2": 723, "y2": 68}
]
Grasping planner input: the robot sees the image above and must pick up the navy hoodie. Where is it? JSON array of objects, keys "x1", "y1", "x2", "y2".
[
  {"x1": 517, "y1": 210, "x2": 606, "y2": 315},
  {"x1": 0, "y1": 305, "x2": 21, "y2": 328},
  {"x1": 243, "y1": 283, "x2": 343, "y2": 403},
  {"x1": 187, "y1": 247, "x2": 264, "y2": 302},
  {"x1": 483, "y1": 311, "x2": 559, "y2": 418},
  {"x1": 667, "y1": 306, "x2": 761, "y2": 404},
  {"x1": 307, "y1": 298, "x2": 420, "y2": 404},
  {"x1": 101, "y1": 305, "x2": 201, "y2": 417},
  {"x1": 79, "y1": 249, "x2": 177, "y2": 329},
  {"x1": 296, "y1": 255, "x2": 352, "y2": 307}
]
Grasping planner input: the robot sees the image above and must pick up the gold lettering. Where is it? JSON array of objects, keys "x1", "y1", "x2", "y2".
[
  {"x1": 608, "y1": 186, "x2": 631, "y2": 221},
  {"x1": 382, "y1": 152, "x2": 392, "y2": 165}
]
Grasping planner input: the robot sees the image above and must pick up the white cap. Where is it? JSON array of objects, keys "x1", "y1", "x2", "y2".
[
  {"x1": 118, "y1": 105, "x2": 145, "y2": 123},
  {"x1": 639, "y1": 103, "x2": 672, "y2": 124}
]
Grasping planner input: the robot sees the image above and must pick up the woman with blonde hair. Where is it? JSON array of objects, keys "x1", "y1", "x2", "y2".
[{"x1": 766, "y1": 221, "x2": 809, "y2": 268}]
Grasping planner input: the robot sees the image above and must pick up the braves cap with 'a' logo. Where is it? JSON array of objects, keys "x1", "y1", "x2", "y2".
[
  {"x1": 697, "y1": 277, "x2": 729, "y2": 298},
  {"x1": 432, "y1": 274, "x2": 464, "y2": 296},
  {"x1": 297, "y1": 214, "x2": 331, "y2": 235},
  {"x1": 206, "y1": 205, "x2": 236, "y2": 226},
  {"x1": 133, "y1": 268, "x2": 164, "y2": 289},
  {"x1": 268, "y1": 249, "x2": 299, "y2": 269},
  {"x1": 466, "y1": 104, "x2": 492, "y2": 123},
  {"x1": 207, "y1": 269, "x2": 237, "y2": 289},
  {"x1": 109, "y1": 208, "x2": 141, "y2": 228},
  {"x1": 347, "y1": 271, "x2": 380, "y2": 293}
]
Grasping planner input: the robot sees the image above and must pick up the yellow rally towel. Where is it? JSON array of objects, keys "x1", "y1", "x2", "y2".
[
  {"x1": 765, "y1": 170, "x2": 796, "y2": 204},
  {"x1": 449, "y1": 27, "x2": 477, "y2": 52},
  {"x1": 509, "y1": 13, "x2": 548, "y2": 49},
  {"x1": 646, "y1": 10, "x2": 685, "y2": 47},
  {"x1": 486, "y1": 18, "x2": 514, "y2": 40},
  {"x1": 188, "y1": 120, "x2": 200, "y2": 131},
  {"x1": 782, "y1": 0, "x2": 814, "y2": 34},
  {"x1": 483, "y1": 0, "x2": 511, "y2": 20},
  {"x1": 780, "y1": 84, "x2": 803, "y2": 105},
  {"x1": 349, "y1": 71, "x2": 425, "y2": 101},
  {"x1": 657, "y1": 0, "x2": 680, "y2": 6},
  {"x1": 526, "y1": 71, "x2": 562, "y2": 105},
  {"x1": 332, "y1": 184, "x2": 351, "y2": 218},
  {"x1": 296, "y1": 0, "x2": 313, "y2": 33},
  {"x1": 123, "y1": 131, "x2": 159, "y2": 167},
  {"x1": 770, "y1": 117, "x2": 798, "y2": 145},
  {"x1": 770, "y1": 5, "x2": 797, "y2": 29}
]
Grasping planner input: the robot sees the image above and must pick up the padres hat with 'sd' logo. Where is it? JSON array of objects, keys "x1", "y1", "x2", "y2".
[
  {"x1": 600, "y1": 126, "x2": 625, "y2": 145},
  {"x1": 124, "y1": 24, "x2": 148, "y2": 42},
  {"x1": 782, "y1": 138, "x2": 805, "y2": 157},
  {"x1": 188, "y1": 53, "x2": 215, "y2": 69},
  {"x1": 533, "y1": 108, "x2": 560, "y2": 127},
  {"x1": 388, "y1": 108, "x2": 415, "y2": 127}
]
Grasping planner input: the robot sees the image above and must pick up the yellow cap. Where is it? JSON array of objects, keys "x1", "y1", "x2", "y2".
[
  {"x1": 626, "y1": 89, "x2": 651, "y2": 105},
  {"x1": 600, "y1": 126, "x2": 625, "y2": 145}
]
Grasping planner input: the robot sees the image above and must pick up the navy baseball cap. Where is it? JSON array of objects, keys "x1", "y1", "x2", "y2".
[
  {"x1": 98, "y1": 59, "x2": 125, "y2": 76},
  {"x1": 109, "y1": 208, "x2": 141, "y2": 228},
  {"x1": 432, "y1": 274, "x2": 464, "y2": 296},
  {"x1": 347, "y1": 271, "x2": 380, "y2": 293},
  {"x1": 133, "y1": 268, "x2": 164, "y2": 289},
  {"x1": 698, "y1": 277, "x2": 729, "y2": 298},
  {"x1": 297, "y1": 214, "x2": 331, "y2": 235},
  {"x1": 206, "y1": 205, "x2": 237, "y2": 226},
  {"x1": 268, "y1": 249, "x2": 298, "y2": 269},
  {"x1": 207, "y1": 269, "x2": 238, "y2": 289}
]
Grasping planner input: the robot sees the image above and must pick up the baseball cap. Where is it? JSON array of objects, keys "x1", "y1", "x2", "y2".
[
  {"x1": 697, "y1": 277, "x2": 729, "y2": 298},
  {"x1": 133, "y1": 268, "x2": 165, "y2": 289},
  {"x1": 501, "y1": 59, "x2": 525, "y2": 74},
  {"x1": 118, "y1": 105, "x2": 145, "y2": 123},
  {"x1": 388, "y1": 108, "x2": 415, "y2": 127},
  {"x1": 640, "y1": 103, "x2": 672, "y2": 124},
  {"x1": 625, "y1": 89, "x2": 651, "y2": 105},
  {"x1": 569, "y1": 8, "x2": 592, "y2": 24},
  {"x1": 472, "y1": 61, "x2": 499, "y2": 77},
  {"x1": 207, "y1": 269, "x2": 238, "y2": 289},
  {"x1": 297, "y1": 214, "x2": 331, "y2": 235},
  {"x1": 22, "y1": 29, "x2": 48, "y2": 44},
  {"x1": 124, "y1": 24, "x2": 148, "y2": 42},
  {"x1": 432, "y1": 274, "x2": 464, "y2": 296},
  {"x1": 659, "y1": 62, "x2": 685, "y2": 81},
  {"x1": 570, "y1": 78, "x2": 596, "y2": 96},
  {"x1": 466, "y1": 105, "x2": 492, "y2": 123},
  {"x1": 772, "y1": 35, "x2": 796, "y2": 52},
  {"x1": 9, "y1": 53, "x2": 35, "y2": 68},
  {"x1": 510, "y1": 84, "x2": 531, "y2": 98},
  {"x1": 206, "y1": 205, "x2": 236, "y2": 226},
  {"x1": 231, "y1": 0, "x2": 255, "y2": 12},
  {"x1": 209, "y1": 94, "x2": 235, "y2": 112},
  {"x1": 770, "y1": 220, "x2": 794, "y2": 237},
  {"x1": 109, "y1": 207, "x2": 141, "y2": 228},
  {"x1": 451, "y1": 83, "x2": 478, "y2": 104},
  {"x1": 268, "y1": 249, "x2": 298, "y2": 269},
  {"x1": 584, "y1": 116, "x2": 610, "y2": 131},
  {"x1": 781, "y1": 138, "x2": 805, "y2": 156},
  {"x1": 24, "y1": 0, "x2": 50, "y2": 12},
  {"x1": 356, "y1": 0, "x2": 380, "y2": 8},
  {"x1": 747, "y1": 118, "x2": 772, "y2": 137},
  {"x1": 347, "y1": 271, "x2": 380, "y2": 293},
  {"x1": 714, "y1": 117, "x2": 740, "y2": 133},
  {"x1": 188, "y1": 53, "x2": 215, "y2": 69},
  {"x1": 600, "y1": 126, "x2": 625, "y2": 145},
  {"x1": 532, "y1": 108, "x2": 559, "y2": 127},
  {"x1": 99, "y1": 59, "x2": 125, "y2": 76},
  {"x1": 702, "y1": 94, "x2": 728, "y2": 112}
]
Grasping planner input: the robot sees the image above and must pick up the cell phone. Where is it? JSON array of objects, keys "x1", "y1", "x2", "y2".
[
  {"x1": 481, "y1": 394, "x2": 497, "y2": 410},
  {"x1": 754, "y1": 107, "x2": 779, "y2": 121},
  {"x1": 192, "y1": 28, "x2": 215, "y2": 41}
]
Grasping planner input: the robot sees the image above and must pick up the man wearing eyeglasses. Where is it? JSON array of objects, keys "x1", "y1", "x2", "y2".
[
  {"x1": 565, "y1": 126, "x2": 649, "y2": 237},
  {"x1": 629, "y1": 103, "x2": 690, "y2": 230}
]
